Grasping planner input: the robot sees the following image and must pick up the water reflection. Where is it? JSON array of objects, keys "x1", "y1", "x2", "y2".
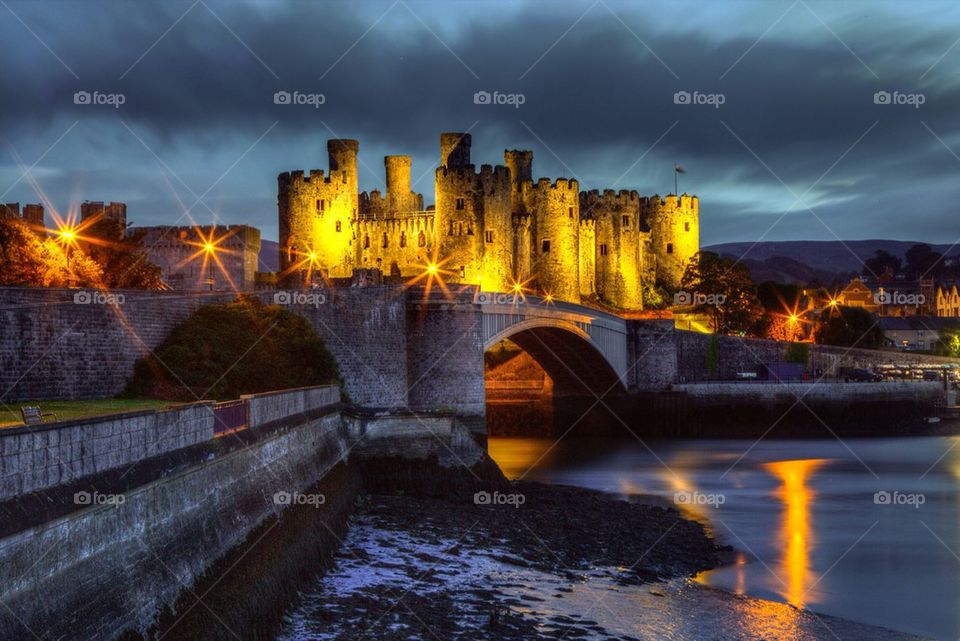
[{"x1": 764, "y1": 459, "x2": 824, "y2": 608}]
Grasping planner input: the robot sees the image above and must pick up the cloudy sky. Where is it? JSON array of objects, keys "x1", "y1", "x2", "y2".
[{"x1": 1, "y1": 0, "x2": 959, "y2": 246}]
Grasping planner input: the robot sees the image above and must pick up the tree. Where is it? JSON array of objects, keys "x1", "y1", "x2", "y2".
[
  {"x1": 863, "y1": 250, "x2": 901, "y2": 278},
  {"x1": 936, "y1": 326, "x2": 960, "y2": 357},
  {"x1": 813, "y1": 305, "x2": 884, "y2": 348},
  {"x1": 904, "y1": 244, "x2": 944, "y2": 280},
  {"x1": 0, "y1": 216, "x2": 101, "y2": 287},
  {"x1": 124, "y1": 296, "x2": 340, "y2": 400},
  {"x1": 679, "y1": 251, "x2": 764, "y2": 336},
  {"x1": 83, "y1": 218, "x2": 163, "y2": 289}
]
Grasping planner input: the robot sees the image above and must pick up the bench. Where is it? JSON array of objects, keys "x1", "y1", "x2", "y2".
[{"x1": 20, "y1": 406, "x2": 57, "y2": 425}]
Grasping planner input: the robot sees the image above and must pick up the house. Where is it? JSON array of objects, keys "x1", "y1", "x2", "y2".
[{"x1": 878, "y1": 316, "x2": 957, "y2": 351}]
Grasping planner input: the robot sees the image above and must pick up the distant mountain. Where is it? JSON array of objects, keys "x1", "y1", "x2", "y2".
[
  {"x1": 259, "y1": 239, "x2": 279, "y2": 272},
  {"x1": 704, "y1": 240, "x2": 960, "y2": 274},
  {"x1": 735, "y1": 255, "x2": 853, "y2": 286}
]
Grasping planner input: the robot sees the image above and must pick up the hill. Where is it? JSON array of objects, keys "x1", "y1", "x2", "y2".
[{"x1": 704, "y1": 240, "x2": 960, "y2": 274}]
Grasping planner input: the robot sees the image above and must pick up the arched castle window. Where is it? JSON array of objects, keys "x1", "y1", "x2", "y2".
[
  {"x1": 684, "y1": 222, "x2": 690, "y2": 232},
  {"x1": 448, "y1": 221, "x2": 453, "y2": 236},
  {"x1": 335, "y1": 221, "x2": 342, "y2": 232},
  {"x1": 466, "y1": 225, "x2": 473, "y2": 235},
  {"x1": 382, "y1": 233, "x2": 388, "y2": 248},
  {"x1": 317, "y1": 199, "x2": 325, "y2": 212},
  {"x1": 599, "y1": 244, "x2": 608, "y2": 256},
  {"x1": 622, "y1": 215, "x2": 630, "y2": 227},
  {"x1": 458, "y1": 223, "x2": 463, "y2": 236},
  {"x1": 542, "y1": 239, "x2": 551, "y2": 253},
  {"x1": 666, "y1": 243, "x2": 673, "y2": 254},
  {"x1": 363, "y1": 234, "x2": 370, "y2": 249},
  {"x1": 400, "y1": 232, "x2": 407, "y2": 248},
  {"x1": 485, "y1": 231, "x2": 494, "y2": 243},
  {"x1": 418, "y1": 231, "x2": 426, "y2": 247},
  {"x1": 456, "y1": 198, "x2": 465, "y2": 210},
  {"x1": 568, "y1": 207, "x2": 574, "y2": 219}
]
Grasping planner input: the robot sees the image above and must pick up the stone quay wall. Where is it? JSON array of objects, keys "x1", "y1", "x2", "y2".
[{"x1": 0, "y1": 385, "x2": 347, "y2": 641}]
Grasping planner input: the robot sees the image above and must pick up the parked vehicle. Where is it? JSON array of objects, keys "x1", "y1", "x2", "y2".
[{"x1": 845, "y1": 368, "x2": 881, "y2": 382}]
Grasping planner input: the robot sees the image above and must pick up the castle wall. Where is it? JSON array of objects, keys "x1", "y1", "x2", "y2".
[
  {"x1": 584, "y1": 190, "x2": 643, "y2": 309},
  {"x1": 645, "y1": 194, "x2": 699, "y2": 289},
  {"x1": 356, "y1": 216, "x2": 435, "y2": 277},
  {"x1": 278, "y1": 170, "x2": 356, "y2": 280},
  {"x1": 526, "y1": 178, "x2": 581, "y2": 303}
]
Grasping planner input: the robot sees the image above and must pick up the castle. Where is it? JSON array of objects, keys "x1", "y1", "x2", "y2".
[{"x1": 278, "y1": 133, "x2": 699, "y2": 309}]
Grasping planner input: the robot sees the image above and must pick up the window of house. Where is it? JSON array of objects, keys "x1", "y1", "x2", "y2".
[
  {"x1": 335, "y1": 221, "x2": 342, "y2": 232},
  {"x1": 485, "y1": 230, "x2": 494, "y2": 243},
  {"x1": 456, "y1": 198, "x2": 465, "y2": 210},
  {"x1": 684, "y1": 222, "x2": 690, "y2": 232},
  {"x1": 622, "y1": 215, "x2": 629, "y2": 227},
  {"x1": 666, "y1": 243, "x2": 673, "y2": 254},
  {"x1": 542, "y1": 239, "x2": 551, "y2": 253},
  {"x1": 600, "y1": 244, "x2": 608, "y2": 256}
]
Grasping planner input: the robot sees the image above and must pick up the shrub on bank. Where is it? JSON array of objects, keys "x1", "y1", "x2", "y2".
[{"x1": 124, "y1": 295, "x2": 340, "y2": 401}]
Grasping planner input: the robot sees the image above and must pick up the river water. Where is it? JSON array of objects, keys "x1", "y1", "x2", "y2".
[{"x1": 488, "y1": 434, "x2": 960, "y2": 641}]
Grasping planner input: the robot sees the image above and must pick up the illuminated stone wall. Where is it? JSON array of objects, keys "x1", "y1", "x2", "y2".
[{"x1": 278, "y1": 133, "x2": 701, "y2": 309}]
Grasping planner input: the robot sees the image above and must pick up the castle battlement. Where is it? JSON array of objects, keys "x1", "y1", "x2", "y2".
[
  {"x1": 278, "y1": 169, "x2": 351, "y2": 187},
  {"x1": 279, "y1": 132, "x2": 699, "y2": 308}
]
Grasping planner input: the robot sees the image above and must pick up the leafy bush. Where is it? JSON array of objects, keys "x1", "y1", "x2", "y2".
[{"x1": 124, "y1": 296, "x2": 340, "y2": 401}]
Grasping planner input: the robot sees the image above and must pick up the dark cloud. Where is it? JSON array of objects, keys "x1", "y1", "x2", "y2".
[{"x1": 0, "y1": 0, "x2": 959, "y2": 246}]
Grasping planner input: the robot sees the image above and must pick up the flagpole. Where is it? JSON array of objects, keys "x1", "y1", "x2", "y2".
[{"x1": 675, "y1": 162, "x2": 678, "y2": 195}]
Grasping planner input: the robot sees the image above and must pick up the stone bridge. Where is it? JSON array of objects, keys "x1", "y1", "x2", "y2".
[{"x1": 479, "y1": 294, "x2": 629, "y2": 396}]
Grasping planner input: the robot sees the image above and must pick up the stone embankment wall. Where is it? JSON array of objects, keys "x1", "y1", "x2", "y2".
[{"x1": 0, "y1": 385, "x2": 349, "y2": 641}]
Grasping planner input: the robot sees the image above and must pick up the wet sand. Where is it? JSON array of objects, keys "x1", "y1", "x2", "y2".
[{"x1": 276, "y1": 483, "x2": 930, "y2": 640}]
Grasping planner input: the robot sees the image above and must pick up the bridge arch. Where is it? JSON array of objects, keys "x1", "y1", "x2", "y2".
[{"x1": 479, "y1": 296, "x2": 628, "y2": 397}]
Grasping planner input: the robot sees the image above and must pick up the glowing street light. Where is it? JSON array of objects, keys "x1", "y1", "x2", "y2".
[{"x1": 427, "y1": 263, "x2": 438, "y2": 275}]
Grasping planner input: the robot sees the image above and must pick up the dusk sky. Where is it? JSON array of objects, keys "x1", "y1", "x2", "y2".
[{"x1": 1, "y1": 0, "x2": 959, "y2": 246}]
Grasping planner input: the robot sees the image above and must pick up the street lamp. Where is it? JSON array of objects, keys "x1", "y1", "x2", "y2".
[{"x1": 203, "y1": 242, "x2": 216, "y2": 290}]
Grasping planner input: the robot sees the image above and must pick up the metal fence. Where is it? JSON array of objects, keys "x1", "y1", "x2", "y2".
[{"x1": 213, "y1": 399, "x2": 248, "y2": 435}]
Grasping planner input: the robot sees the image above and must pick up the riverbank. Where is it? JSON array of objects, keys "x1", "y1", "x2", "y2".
[{"x1": 276, "y1": 475, "x2": 930, "y2": 640}]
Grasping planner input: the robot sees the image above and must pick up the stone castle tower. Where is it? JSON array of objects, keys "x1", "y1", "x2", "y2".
[{"x1": 278, "y1": 133, "x2": 699, "y2": 309}]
